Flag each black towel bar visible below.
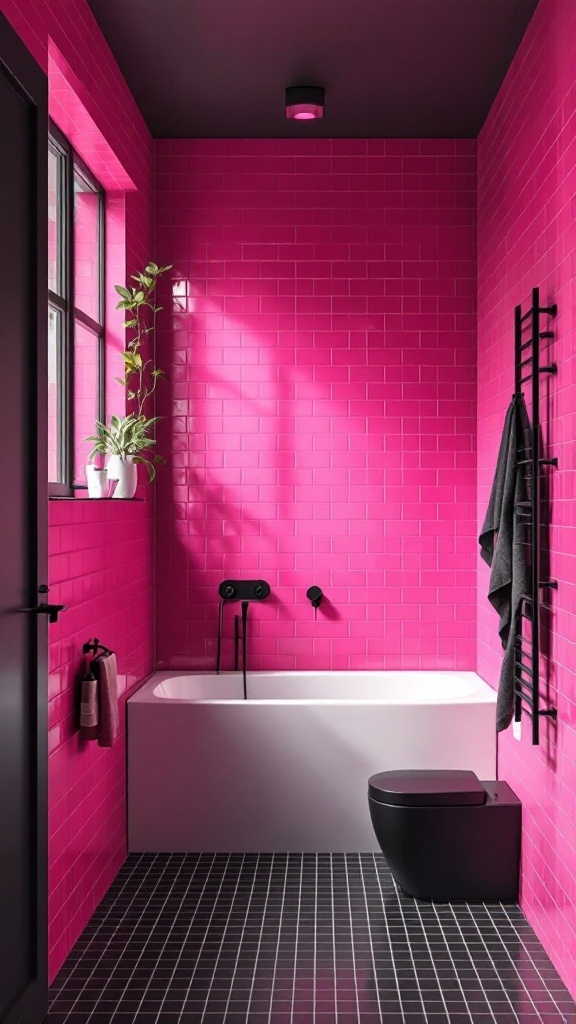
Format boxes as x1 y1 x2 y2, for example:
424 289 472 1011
512 287 558 744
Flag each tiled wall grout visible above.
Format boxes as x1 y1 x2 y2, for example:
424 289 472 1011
0 0 155 981
4 0 576 1003
154 138 478 673
477 0 576 997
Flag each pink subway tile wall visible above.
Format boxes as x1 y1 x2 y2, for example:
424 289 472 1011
47 497 153 976
154 139 477 672
477 0 576 996
0 0 155 981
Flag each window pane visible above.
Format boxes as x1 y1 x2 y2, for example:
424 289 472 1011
48 307 61 482
74 169 101 323
48 146 62 296
74 319 101 485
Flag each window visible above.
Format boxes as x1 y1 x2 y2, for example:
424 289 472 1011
48 125 105 494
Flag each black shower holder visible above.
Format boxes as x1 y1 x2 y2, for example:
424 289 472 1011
216 580 271 696
512 286 558 745
218 579 270 601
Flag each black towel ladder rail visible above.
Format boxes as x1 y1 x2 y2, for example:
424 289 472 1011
512 286 558 744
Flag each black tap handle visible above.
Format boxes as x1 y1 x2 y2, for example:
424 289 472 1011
306 586 323 609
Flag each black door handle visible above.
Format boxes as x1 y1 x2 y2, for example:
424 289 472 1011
22 602 67 624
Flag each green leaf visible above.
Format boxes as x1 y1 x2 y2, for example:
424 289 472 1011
114 285 132 300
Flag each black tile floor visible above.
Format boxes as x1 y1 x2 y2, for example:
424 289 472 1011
47 853 576 1024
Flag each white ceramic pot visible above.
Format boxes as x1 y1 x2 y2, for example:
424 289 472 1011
85 464 108 498
106 454 138 498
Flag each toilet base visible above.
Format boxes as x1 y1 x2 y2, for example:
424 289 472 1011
369 781 521 902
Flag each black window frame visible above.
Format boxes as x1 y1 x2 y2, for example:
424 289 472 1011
48 122 105 496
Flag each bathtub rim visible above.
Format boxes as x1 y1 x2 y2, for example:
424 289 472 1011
129 670 497 707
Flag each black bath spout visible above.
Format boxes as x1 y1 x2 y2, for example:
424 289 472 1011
306 586 323 609
241 601 248 699
216 580 270 686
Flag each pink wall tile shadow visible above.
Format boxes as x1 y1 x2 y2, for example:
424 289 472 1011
0 0 154 982
478 0 576 997
154 139 478 673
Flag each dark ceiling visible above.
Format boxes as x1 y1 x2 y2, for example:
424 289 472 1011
87 0 539 138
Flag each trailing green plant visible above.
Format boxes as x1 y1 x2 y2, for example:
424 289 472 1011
85 261 172 484
86 414 163 482
114 261 172 417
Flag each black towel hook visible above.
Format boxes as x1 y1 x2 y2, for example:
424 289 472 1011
83 637 112 657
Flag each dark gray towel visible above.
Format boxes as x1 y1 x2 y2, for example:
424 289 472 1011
79 670 99 740
94 651 119 748
479 394 532 731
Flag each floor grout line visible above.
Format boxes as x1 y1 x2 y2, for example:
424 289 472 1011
47 852 576 1024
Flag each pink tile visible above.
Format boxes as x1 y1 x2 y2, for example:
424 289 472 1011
478 0 576 998
154 138 477 680
1 0 155 982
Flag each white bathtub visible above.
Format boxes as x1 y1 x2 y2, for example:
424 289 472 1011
128 671 496 853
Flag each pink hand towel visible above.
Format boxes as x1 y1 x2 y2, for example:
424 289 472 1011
94 651 119 748
79 670 99 740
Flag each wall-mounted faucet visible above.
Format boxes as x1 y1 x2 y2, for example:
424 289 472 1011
306 586 324 609
216 580 271 697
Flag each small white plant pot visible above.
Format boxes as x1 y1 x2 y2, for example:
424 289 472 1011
106 454 138 498
85 464 108 498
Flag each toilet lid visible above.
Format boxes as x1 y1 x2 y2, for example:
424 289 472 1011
368 769 487 807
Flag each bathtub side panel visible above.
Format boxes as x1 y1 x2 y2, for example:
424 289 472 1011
128 701 496 852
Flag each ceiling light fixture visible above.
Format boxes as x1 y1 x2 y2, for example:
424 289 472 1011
285 86 324 120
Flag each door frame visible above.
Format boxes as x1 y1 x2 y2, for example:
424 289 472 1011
0 13 48 1023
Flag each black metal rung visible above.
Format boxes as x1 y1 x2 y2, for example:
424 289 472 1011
539 707 558 718
540 364 557 373
514 685 534 702
520 373 533 385
514 690 535 708
514 666 534 685
539 580 558 589
541 303 557 317
539 331 554 339
514 660 533 677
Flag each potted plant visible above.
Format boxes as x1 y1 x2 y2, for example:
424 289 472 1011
86 261 172 497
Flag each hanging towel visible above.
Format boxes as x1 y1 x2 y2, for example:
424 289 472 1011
79 670 99 740
93 651 120 748
479 394 532 732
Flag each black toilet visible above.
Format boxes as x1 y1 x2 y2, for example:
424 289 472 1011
368 769 521 901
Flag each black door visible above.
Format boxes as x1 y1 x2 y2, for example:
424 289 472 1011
0 14 48 1024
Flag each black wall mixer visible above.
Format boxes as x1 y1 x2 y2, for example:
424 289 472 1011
216 580 271 697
